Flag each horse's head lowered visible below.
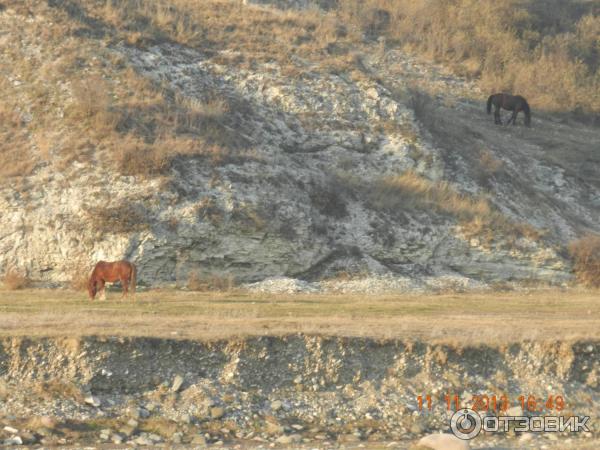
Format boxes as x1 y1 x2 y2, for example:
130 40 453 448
87 278 97 299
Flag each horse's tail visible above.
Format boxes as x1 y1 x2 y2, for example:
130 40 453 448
486 95 494 114
130 263 137 296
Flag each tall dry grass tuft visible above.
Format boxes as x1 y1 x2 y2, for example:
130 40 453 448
370 171 492 220
67 75 118 133
569 234 600 287
2 268 30 290
70 272 90 292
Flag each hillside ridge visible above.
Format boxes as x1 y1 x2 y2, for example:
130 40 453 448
1 1 599 290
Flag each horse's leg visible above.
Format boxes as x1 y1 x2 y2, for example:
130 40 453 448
494 106 502 125
121 277 129 298
505 109 515 125
98 280 106 300
510 110 518 125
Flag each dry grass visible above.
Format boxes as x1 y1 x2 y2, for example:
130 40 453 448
343 169 541 246
70 272 90 292
1 269 31 290
337 0 600 114
569 234 600 287
32 380 85 403
370 170 492 220
0 288 598 343
85 201 151 235
478 149 504 177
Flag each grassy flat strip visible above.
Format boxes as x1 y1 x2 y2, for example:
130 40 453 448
1 289 598 343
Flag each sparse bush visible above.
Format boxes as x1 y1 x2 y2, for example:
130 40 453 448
370 171 491 219
87 202 151 235
232 205 267 232
569 235 600 287
478 149 503 176
196 197 224 226
114 136 183 177
67 75 118 132
2 268 30 290
70 272 90 291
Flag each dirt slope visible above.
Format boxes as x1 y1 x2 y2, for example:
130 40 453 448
1 1 599 289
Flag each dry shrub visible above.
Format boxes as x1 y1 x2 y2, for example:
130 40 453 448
362 170 540 246
70 272 90 291
67 75 118 131
370 170 491 220
2 268 30 290
139 417 179 438
232 205 267 232
87 202 151 235
478 149 503 176
187 271 236 292
177 96 229 123
0 103 22 128
569 235 600 287
196 196 224 226
114 136 179 176
33 380 84 403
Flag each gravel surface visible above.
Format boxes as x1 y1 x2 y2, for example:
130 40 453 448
1 336 598 448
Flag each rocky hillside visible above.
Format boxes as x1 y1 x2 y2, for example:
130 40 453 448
0 336 598 447
1 0 599 289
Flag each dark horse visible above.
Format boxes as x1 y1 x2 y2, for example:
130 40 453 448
88 260 136 300
487 93 531 126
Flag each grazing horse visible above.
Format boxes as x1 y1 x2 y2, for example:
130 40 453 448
88 260 136 300
487 93 531 127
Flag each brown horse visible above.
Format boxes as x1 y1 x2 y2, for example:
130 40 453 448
487 93 531 127
88 260 136 300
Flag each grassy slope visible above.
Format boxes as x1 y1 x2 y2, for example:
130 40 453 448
1 288 599 342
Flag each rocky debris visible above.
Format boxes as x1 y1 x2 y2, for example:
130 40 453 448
99 429 111 441
3 436 23 446
191 435 207 445
0 336 598 447
270 400 283 412
171 375 184 392
83 394 101 407
3 426 18 434
417 433 470 450
210 407 226 420
244 277 319 294
275 433 302 444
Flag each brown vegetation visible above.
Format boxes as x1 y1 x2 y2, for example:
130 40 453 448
1 288 599 342
339 168 541 246
70 272 90 292
86 202 151 235
1 268 31 290
338 0 600 114
569 234 600 287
